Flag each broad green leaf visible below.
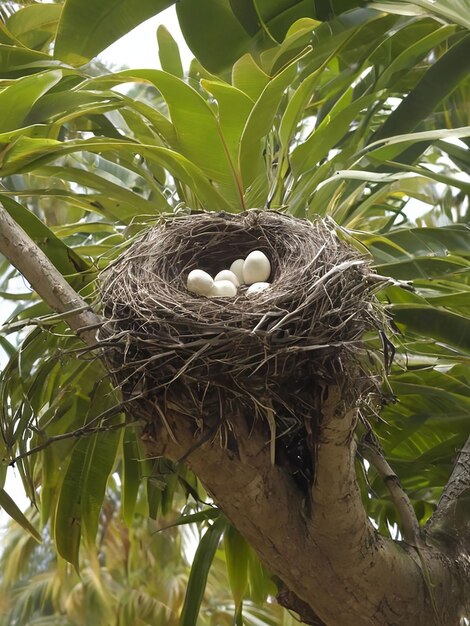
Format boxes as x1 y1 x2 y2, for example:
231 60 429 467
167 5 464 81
239 47 311 196
375 24 457 91
363 126 470 161
54 0 174 66
81 426 122 547
279 69 320 150
0 70 61 133
177 0 256 73
232 54 270 101
157 25 184 78
362 226 470 263
247 549 275 603
0 137 232 211
201 79 254 176
179 515 227 626
112 69 242 204
377 256 470 280
6 4 62 50
35 165 163 218
157 507 220 532
27 90 123 125
391 305 470 355
0 488 41 543
54 424 121 567
0 44 59 76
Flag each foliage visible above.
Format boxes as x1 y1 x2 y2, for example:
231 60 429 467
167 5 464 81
0 489 282 626
0 0 469 624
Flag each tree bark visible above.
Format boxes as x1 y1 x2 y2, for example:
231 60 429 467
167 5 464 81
1 205 468 625
142 397 469 626
0 202 102 345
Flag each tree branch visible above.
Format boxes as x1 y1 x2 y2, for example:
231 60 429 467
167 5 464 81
426 435 470 553
142 393 460 625
358 435 422 546
0 202 102 346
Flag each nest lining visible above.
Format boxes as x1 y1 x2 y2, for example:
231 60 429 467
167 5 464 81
99 210 388 483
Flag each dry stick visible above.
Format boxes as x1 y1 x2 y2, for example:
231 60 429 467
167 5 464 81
359 439 422 546
0 202 102 347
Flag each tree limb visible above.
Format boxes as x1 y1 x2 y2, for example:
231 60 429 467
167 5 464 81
0 202 102 346
426 435 470 553
142 394 460 625
358 435 422 546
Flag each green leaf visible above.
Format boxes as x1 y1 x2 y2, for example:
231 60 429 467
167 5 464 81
54 0 175 66
225 524 249 612
81 427 122 547
121 428 141 526
156 507 221 532
0 70 61 133
290 92 383 177
373 33 470 144
369 0 470 31
6 4 62 50
392 305 470 355
375 24 457 91
232 54 270 101
177 0 255 73
179 515 227 626
54 437 88 568
0 44 59 76
112 69 242 204
0 137 232 211
0 488 41 543
247 549 275 603
157 25 184 78
239 47 311 198
54 424 122 567
201 79 254 174
363 226 470 263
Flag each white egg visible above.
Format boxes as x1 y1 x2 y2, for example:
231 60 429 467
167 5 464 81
209 280 237 298
186 269 214 296
214 269 240 287
242 250 271 285
246 282 270 295
229 259 245 285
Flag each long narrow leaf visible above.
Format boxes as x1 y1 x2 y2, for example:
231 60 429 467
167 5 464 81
179 515 227 626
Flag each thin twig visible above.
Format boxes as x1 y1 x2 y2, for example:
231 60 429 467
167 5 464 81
8 418 131 466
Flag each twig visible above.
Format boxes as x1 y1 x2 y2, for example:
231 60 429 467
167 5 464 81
8 417 130 466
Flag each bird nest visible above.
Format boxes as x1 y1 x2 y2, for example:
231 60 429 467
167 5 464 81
99 210 389 485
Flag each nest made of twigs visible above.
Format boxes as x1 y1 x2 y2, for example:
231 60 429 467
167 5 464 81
99 210 389 484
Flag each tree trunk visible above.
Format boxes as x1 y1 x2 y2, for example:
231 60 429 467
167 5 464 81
141 395 470 626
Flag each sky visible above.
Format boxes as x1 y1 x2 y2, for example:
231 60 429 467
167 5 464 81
98 5 193 70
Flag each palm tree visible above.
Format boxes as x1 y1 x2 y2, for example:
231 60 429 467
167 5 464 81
0 1 469 624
